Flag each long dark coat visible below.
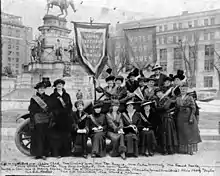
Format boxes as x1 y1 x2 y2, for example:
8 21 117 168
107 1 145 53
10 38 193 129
121 111 140 157
28 92 50 157
48 88 73 156
72 110 89 155
106 112 126 156
89 113 107 157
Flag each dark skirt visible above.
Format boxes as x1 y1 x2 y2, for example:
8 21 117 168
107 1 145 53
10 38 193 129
90 132 106 157
73 132 88 155
30 123 49 157
124 133 139 157
107 132 126 156
139 130 157 154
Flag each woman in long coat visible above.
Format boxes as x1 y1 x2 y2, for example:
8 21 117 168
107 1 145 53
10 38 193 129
138 101 157 156
155 88 178 155
175 83 202 155
89 102 107 158
121 100 140 157
106 100 126 160
29 82 50 159
49 79 73 157
72 100 89 158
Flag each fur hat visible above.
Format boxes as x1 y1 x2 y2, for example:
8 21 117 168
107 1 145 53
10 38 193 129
53 79 65 87
34 82 46 89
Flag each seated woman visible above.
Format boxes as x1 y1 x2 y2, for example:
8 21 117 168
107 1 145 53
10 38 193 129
106 100 126 160
121 100 140 157
72 100 89 159
138 101 157 157
89 102 107 158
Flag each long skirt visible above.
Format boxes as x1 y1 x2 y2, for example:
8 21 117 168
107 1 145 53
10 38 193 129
124 133 138 157
107 132 126 156
48 129 71 157
139 130 157 154
73 133 88 155
90 132 106 157
158 116 178 150
30 123 49 157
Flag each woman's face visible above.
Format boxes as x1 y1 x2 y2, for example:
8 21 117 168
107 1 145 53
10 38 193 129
129 76 135 81
127 104 134 112
164 80 171 87
115 80 122 87
94 108 101 113
144 105 151 112
77 104 84 111
156 91 163 98
56 83 64 90
37 87 45 94
174 78 181 86
148 80 155 87
139 81 145 87
107 80 114 87
180 86 188 95
112 105 119 112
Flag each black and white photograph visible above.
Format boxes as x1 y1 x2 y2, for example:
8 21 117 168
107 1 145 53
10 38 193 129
1 0 220 175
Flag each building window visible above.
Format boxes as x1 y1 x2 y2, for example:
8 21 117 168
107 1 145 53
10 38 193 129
194 20 198 27
163 36 167 44
174 48 183 71
158 37 162 44
188 21 192 28
204 32 208 40
210 32 215 40
211 17 215 25
178 23 182 29
16 58 19 62
16 52 19 56
159 26 162 32
164 25 168 31
16 70 19 74
8 44 11 49
16 40 20 45
173 23 177 30
16 64 19 68
204 76 213 87
204 19 209 26
204 45 214 71
8 51 12 55
8 57 11 62
16 45 19 50
160 49 167 72
173 36 177 43
205 44 214 56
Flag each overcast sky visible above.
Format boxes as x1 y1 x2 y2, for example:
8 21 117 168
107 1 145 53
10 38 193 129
2 0 220 36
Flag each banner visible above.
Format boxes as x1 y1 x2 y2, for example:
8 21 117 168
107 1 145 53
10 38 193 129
124 26 157 70
73 22 109 78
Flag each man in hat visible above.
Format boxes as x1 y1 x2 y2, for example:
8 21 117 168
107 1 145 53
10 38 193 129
28 82 51 160
150 64 167 88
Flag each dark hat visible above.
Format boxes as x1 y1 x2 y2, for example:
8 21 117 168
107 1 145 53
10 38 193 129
53 79 65 87
152 64 162 71
105 75 115 82
127 72 136 79
173 70 185 81
164 74 174 82
111 100 120 107
42 77 51 88
146 77 156 82
93 101 104 109
34 82 46 89
141 100 154 107
126 100 135 106
115 75 124 82
138 77 145 82
74 100 84 108
154 87 163 95
106 68 112 75
133 68 140 77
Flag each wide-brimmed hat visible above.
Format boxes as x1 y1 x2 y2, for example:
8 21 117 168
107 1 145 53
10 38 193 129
141 100 154 107
152 64 162 71
127 68 139 78
74 100 84 108
53 79 65 87
34 82 46 89
115 75 124 82
173 70 185 81
93 101 104 109
111 100 120 107
126 100 135 106
105 75 115 82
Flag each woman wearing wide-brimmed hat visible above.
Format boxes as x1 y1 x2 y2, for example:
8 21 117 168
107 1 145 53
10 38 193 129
28 82 50 160
175 82 201 155
138 101 157 157
48 79 73 157
172 70 186 97
121 100 141 157
106 100 126 160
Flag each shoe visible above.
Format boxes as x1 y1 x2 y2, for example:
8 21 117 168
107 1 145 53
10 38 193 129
149 152 154 157
83 154 88 159
120 153 126 160
91 154 96 158
144 153 149 157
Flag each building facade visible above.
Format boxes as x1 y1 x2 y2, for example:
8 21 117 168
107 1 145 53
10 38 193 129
1 12 33 75
115 9 220 89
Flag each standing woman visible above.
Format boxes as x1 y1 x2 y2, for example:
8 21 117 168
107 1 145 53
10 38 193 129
138 101 157 156
121 101 140 157
29 82 50 160
89 102 107 158
144 77 157 101
175 83 202 155
106 100 126 160
49 79 73 157
72 100 89 158
154 88 178 155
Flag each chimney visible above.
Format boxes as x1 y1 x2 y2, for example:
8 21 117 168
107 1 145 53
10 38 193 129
182 11 188 15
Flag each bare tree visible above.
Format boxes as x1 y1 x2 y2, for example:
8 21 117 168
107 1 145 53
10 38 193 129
213 49 220 98
178 32 199 88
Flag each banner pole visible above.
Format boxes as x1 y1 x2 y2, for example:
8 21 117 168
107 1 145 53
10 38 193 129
93 76 97 102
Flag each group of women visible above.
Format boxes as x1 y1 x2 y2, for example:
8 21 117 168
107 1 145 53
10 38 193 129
29 65 201 160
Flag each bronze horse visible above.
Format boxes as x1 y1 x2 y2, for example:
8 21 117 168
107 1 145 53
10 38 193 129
47 0 76 18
